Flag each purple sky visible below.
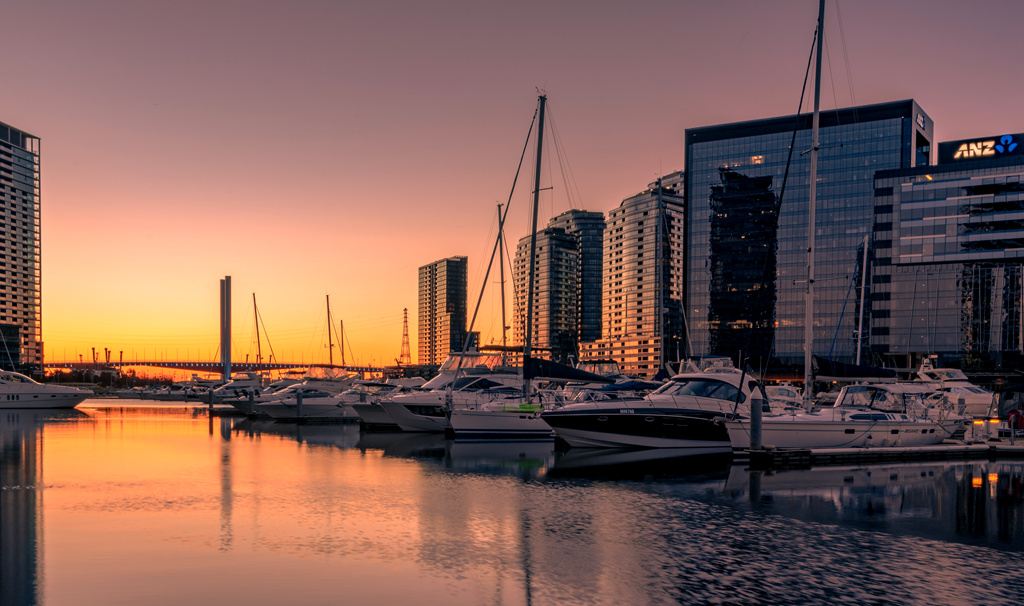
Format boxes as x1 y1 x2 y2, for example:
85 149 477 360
4 0 1023 369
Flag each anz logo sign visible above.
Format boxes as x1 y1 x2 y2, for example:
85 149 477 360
952 135 1019 160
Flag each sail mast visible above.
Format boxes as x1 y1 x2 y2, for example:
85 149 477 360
803 0 825 409
326 294 333 367
523 93 547 389
253 293 262 365
498 203 508 365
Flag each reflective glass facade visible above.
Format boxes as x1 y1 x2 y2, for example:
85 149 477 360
581 172 686 378
0 121 41 372
417 256 468 365
684 101 932 370
872 155 1024 369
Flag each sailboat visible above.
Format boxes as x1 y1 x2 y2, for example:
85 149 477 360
723 0 960 450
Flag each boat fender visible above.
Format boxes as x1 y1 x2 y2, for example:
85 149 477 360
1009 409 1024 430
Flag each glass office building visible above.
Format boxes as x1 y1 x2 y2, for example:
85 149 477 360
871 135 1024 370
417 256 468 365
684 100 933 371
0 121 42 373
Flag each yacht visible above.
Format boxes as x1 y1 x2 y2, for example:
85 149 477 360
259 381 409 422
377 351 522 432
540 358 767 450
0 371 93 409
725 382 968 449
210 372 264 402
912 358 997 419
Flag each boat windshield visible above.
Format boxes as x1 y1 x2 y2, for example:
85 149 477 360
438 352 505 373
0 372 40 385
836 386 929 412
650 378 742 401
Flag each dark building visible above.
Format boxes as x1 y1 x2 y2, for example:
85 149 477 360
871 133 1024 370
684 100 933 371
417 256 468 365
546 210 606 346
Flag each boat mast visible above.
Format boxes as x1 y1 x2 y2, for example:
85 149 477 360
253 293 262 365
326 294 334 366
498 203 508 365
856 234 868 366
803 0 825 410
523 93 547 392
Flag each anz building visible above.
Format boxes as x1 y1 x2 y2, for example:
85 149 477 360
684 100 933 373
871 132 1024 370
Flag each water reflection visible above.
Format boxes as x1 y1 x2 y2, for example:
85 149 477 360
0 410 87 606
1 405 1022 605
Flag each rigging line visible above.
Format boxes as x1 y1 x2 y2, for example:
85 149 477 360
737 26 818 374
458 102 538 358
823 35 841 125
255 304 278 363
548 107 572 211
834 0 858 112
546 104 585 211
828 260 859 359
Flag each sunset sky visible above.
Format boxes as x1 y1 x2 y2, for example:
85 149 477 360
5 0 1024 372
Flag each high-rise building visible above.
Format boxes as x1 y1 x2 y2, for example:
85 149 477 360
513 227 578 363
869 132 1024 370
513 210 605 363
580 172 686 378
547 210 606 345
684 100 933 370
0 122 42 373
417 256 468 365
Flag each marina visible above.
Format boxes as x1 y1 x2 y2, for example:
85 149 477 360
2 399 1023 605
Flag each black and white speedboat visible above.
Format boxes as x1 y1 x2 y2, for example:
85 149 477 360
540 358 769 449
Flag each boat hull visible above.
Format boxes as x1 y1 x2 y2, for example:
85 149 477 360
258 400 357 421
540 408 732 450
725 417 951 449
0 390 92 409
379 400 450 432
448 409 554 440
352 403 400 429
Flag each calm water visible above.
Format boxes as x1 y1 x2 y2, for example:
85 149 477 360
2 400 1023 606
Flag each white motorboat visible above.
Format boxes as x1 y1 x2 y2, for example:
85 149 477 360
540 358 768 449
913 358 997 419
210 372 264 402
259 381 407 422
725 382 968 449
0 371 93 409
376 350 523 432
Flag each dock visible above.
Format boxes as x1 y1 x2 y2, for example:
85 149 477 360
736 440 1024 470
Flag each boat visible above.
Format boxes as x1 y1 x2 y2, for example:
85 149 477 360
259 381 411 422
0 370 93 409
725 382 967 449
540 358 766 449
912 358 997 419
380 370 524 432
209 371 263 402
444 94 612 440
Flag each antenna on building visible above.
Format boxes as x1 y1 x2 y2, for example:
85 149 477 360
398 308 412 366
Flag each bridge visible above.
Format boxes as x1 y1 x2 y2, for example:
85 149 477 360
43 361 394 374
